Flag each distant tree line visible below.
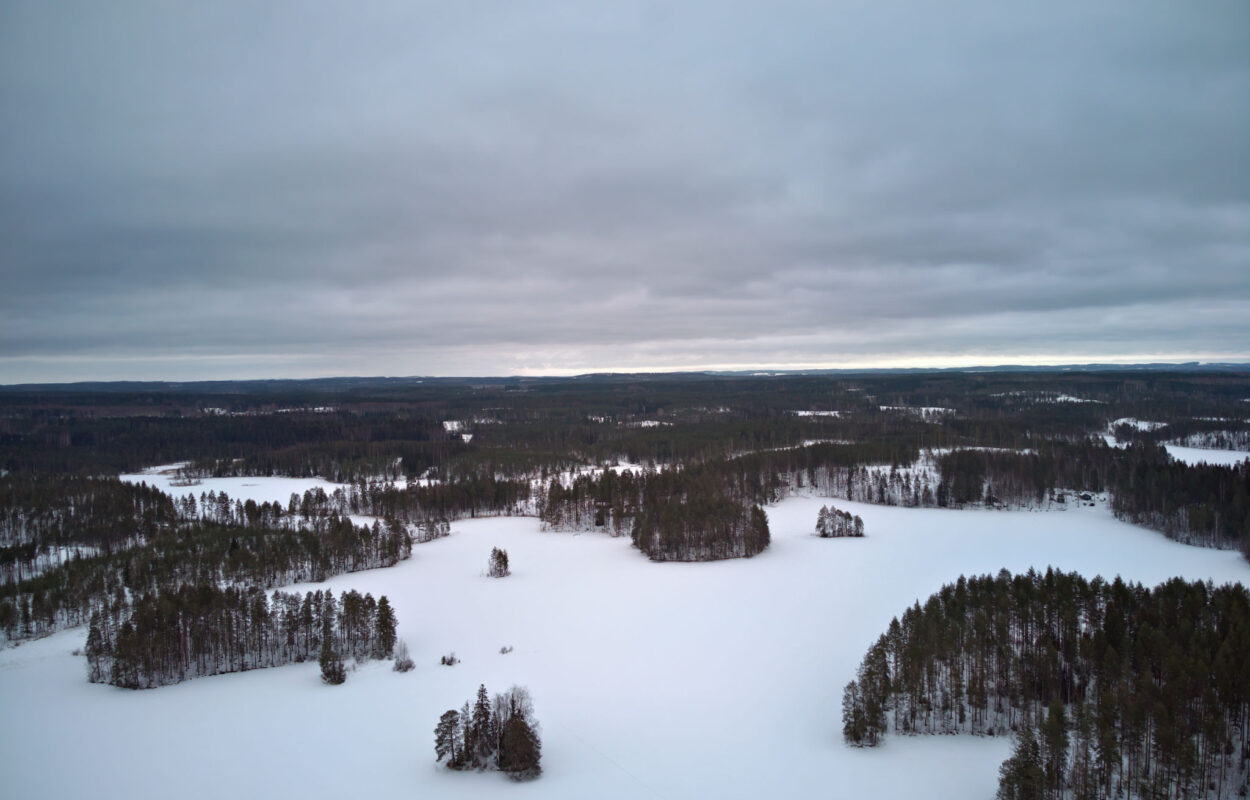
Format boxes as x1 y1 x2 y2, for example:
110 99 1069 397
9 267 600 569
87 585 397 689
843 570 1250 799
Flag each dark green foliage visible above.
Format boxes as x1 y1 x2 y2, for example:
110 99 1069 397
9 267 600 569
817 504 863 537
488 547 510 577
845 570 1250 800
498 714 542 780
542 463 771 561
435 710 461 764
999 726 1046 800
436 684 540 777
85 585 397 688
373 595 397 658
319 637 345 685
1 475 412 644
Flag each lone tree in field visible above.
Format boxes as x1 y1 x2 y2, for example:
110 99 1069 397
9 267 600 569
488 547 510 577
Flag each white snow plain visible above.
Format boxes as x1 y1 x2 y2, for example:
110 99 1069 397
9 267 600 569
1163 445 1250 467
2 494 1248 800
121 463 349 506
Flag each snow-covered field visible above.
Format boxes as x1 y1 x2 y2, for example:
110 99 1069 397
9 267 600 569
1100 435 1250 467
121 463 349 505
1163 444 1250 467
2 492 1247 800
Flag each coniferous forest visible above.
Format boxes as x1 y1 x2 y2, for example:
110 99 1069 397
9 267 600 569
87 586 398 689
842 570 1250 799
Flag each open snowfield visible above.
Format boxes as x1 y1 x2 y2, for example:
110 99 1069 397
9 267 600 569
1163 444 1250 467
120 463 349 505
2 493 1247 800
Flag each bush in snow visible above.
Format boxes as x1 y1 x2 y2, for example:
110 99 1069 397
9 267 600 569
393 639 415 673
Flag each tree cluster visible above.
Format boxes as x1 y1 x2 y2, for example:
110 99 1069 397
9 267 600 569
815 505 864 537
488 547 510 577
843 570 1250 799
540 464 771 561
435 684 541 780
0 477 412 645
86 585 398 689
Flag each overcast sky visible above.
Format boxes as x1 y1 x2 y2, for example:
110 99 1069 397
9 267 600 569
2 1 1248 382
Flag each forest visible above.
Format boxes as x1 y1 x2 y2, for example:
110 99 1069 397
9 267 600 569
4 370 1250 648
0 475 411 644
87 585 397 689
842 570 1250 799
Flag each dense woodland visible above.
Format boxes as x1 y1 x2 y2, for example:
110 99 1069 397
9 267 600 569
86 585 396 688
0 475 411 644
843 571 1250 800
3 371 1250 645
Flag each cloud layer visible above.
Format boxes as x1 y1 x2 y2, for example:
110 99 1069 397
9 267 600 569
3 1 1248 381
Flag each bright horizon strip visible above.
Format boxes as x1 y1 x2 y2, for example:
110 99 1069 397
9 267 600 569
3 351 1250 385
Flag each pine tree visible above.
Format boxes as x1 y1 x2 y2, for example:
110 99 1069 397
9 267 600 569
472 684 494 766
842 680 868 745
373 596 396 659
998 726 1044 800
85 611 109 683
319 632 346 685
1040 699 1068 797
488 547 510 577
435 710 460 764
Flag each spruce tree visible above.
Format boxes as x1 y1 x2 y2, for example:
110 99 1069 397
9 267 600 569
319 632 346 685
472 684 494 766
997 726 1044 800
373 596 396 659
498 714 542 780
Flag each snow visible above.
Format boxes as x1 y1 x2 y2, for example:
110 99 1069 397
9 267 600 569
2 493 1247 800
1163 444 1250 467
1111 417 1167 431
120 464 348 506
790 410 842 417
879 405 953 415
443 420 464 432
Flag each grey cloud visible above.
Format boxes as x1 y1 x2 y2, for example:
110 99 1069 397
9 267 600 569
1 0 1248 381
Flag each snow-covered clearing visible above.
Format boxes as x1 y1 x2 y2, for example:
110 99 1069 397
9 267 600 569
1111 417 1167 431
880 405 953 415
121 464 348 505
1163 445 1250 467
2 492 1247 800
790 409 842 417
